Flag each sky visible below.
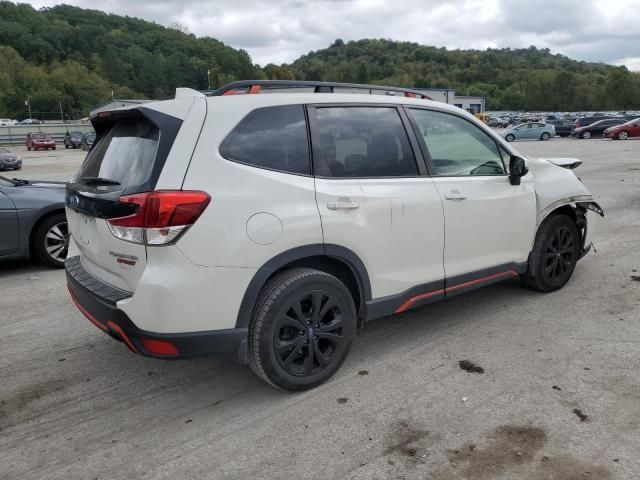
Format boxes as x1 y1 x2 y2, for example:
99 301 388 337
25 0 640 70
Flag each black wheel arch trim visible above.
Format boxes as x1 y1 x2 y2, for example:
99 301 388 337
234 244 372 329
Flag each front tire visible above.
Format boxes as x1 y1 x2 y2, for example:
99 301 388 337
32 213 69 268
522 214 580 292
581 131 591 139
618 130 629 140
248 268 357 391
505 134 515 142
541 132 550 141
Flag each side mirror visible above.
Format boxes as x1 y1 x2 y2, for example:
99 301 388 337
509 156 528 185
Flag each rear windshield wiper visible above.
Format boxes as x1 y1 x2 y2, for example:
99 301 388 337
81 177 121 186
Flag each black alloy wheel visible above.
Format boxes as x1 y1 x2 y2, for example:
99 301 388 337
274 290 345 377
542 225 576 284
521 214 580 292
248 268 357 391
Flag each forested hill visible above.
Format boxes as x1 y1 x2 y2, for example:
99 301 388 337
0 2 261 118
0 2 639 119
286 39 640 111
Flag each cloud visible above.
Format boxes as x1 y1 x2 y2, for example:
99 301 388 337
25 0 640 70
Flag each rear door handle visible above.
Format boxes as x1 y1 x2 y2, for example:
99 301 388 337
327 200 360 210
444 193 467 201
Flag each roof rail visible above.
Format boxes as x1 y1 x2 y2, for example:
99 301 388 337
209 80 433 100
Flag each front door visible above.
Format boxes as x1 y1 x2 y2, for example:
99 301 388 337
406 107 536 285
0 189 19 255
310 105 445 301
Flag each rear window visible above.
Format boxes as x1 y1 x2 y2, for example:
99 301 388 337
220 105 310 175
78 118 159 186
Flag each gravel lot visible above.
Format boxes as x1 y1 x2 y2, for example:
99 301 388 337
1 137 639 480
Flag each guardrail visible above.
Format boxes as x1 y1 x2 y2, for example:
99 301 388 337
0 124 95 146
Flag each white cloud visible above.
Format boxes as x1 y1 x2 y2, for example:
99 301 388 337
24 0 640 70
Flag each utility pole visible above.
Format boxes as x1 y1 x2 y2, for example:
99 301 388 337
59 101 64 123
25 97 32 119
207 69 211 90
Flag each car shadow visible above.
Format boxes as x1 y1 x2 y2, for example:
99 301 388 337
0 257 60 276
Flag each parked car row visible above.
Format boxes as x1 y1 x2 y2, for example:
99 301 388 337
0 118 43 126
64 131 95 150
486 113 640 142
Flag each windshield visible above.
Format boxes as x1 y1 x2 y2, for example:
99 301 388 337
33 134 47 139
624 117 640 125
70 131 83 136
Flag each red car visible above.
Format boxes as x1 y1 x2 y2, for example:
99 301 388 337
26 133 56 151
604 118 640 140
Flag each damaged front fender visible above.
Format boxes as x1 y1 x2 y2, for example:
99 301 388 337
578 200 604 217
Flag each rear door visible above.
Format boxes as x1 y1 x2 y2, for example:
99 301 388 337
310 105 445 300
66 104 193 292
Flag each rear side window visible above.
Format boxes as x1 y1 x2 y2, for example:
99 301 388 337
220 105 310 175
78 117 159 186
313 107 418 178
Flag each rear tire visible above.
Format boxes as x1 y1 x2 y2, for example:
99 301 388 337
32 213 69 268
541 132 550 141
505 134 515 142
248 268 357 391
521 214 580 292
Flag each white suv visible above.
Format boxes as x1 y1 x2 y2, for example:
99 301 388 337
65 81 603 390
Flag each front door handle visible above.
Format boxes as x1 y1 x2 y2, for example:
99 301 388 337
327 200 360 210
444 193 467 201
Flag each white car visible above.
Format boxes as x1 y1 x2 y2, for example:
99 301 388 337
0 118 17 126
65 81 603 390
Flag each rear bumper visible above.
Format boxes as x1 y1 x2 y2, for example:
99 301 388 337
65 256 248 363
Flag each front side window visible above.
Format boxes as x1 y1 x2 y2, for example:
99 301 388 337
313 107 418 178
220 105 310 175
409 109 506 176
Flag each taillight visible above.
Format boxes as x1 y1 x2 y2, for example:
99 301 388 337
107 191 210 245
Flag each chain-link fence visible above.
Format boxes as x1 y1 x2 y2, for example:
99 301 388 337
0 122 94 146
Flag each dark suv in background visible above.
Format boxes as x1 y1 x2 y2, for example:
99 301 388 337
64 131 85 149
550 119 574 137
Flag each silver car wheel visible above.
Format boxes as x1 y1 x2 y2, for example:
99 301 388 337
618 131 628 140
45 221 69 262
582 131 591 139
